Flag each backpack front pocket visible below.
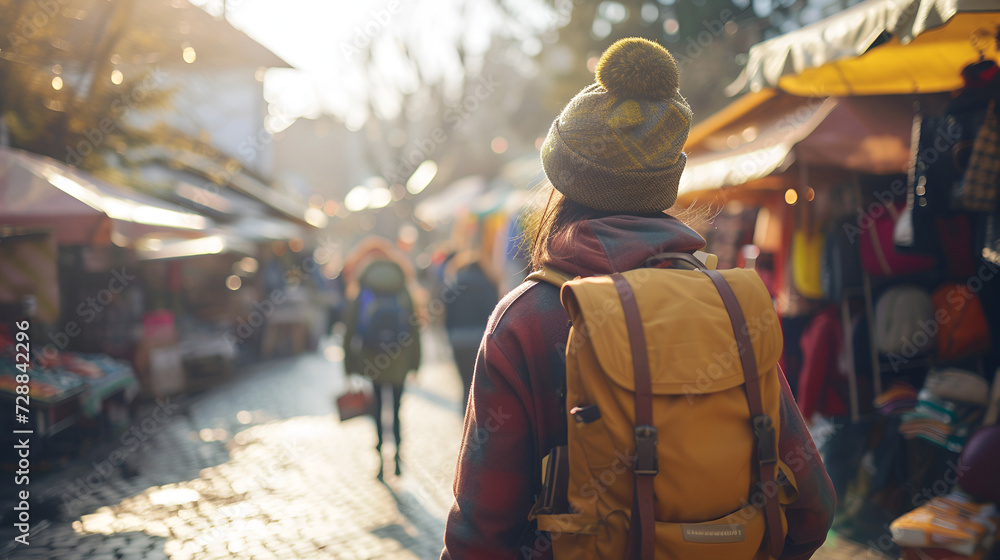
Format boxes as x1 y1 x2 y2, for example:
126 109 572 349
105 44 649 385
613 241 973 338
650 503 768 560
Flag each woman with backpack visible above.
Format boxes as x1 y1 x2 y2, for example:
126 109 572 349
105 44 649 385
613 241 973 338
342 239 422 480
441 38 836 559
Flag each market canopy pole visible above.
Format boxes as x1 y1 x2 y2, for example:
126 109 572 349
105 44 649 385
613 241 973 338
726 0 1000 97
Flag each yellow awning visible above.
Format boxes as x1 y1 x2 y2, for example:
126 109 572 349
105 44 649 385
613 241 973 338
727 0 1000 97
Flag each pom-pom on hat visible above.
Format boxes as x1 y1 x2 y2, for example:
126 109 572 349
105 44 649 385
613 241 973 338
541 37 692 213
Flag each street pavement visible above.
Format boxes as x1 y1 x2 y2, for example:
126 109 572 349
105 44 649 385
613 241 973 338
2 331 886 559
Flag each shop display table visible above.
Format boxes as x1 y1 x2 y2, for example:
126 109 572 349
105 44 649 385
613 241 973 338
0 365 87 440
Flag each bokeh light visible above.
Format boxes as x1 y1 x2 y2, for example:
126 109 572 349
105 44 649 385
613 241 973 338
344 186 370 212
406 160 438 194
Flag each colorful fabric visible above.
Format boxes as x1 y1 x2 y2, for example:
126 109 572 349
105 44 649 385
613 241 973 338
898 390 983 453
0 361 85 402
956 99 1000 212
875 380 919 416
441 214 836 560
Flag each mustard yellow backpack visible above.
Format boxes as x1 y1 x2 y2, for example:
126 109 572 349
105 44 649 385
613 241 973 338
527 252 799 560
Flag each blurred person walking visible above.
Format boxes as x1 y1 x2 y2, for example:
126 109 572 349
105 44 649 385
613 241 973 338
342 238 422 480
443 250 499 410
441 38 835 559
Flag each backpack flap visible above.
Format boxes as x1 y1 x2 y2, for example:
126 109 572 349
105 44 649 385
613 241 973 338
560 268 783 396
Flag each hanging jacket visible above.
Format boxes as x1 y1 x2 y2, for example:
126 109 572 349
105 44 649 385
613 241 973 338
797 305 850 420
441 214 836 560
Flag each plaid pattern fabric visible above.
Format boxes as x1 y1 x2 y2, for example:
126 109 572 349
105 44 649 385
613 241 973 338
957 100 1000 212
441 214 837 560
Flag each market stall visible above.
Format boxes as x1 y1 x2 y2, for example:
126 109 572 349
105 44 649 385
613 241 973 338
0 310 138 456
682 2 1000 555
0 147 211 451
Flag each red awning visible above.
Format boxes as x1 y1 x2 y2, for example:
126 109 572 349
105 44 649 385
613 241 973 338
0 148 211 245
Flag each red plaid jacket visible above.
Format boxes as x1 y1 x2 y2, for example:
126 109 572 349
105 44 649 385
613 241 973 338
442 214 836 559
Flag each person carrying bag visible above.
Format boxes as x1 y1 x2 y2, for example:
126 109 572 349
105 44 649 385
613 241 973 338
441 38 836 560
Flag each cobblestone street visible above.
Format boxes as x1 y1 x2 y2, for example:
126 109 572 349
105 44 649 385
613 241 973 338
3 333 885 559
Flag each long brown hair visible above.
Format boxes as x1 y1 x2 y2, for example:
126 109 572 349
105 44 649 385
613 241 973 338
520 180 714 271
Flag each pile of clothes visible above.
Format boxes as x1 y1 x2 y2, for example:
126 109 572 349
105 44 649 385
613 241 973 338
898 369 989 453
891 425 1000 559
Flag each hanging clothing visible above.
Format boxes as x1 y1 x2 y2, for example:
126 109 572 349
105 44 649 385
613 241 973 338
797 305 850 420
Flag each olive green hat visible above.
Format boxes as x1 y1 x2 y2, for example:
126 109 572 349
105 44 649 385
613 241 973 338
540 37 693 213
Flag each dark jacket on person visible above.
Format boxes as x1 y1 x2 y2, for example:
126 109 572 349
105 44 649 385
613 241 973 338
445 262 499 348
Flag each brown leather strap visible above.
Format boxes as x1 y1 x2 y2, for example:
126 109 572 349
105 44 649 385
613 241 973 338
525 266 574 288
702 269 785 559
641 251 704 270
611 273 656 560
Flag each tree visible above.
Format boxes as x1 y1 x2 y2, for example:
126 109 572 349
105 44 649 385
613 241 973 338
0 0 171 176
345 0 820 201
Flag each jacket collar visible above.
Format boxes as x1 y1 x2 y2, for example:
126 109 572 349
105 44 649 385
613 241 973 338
545 214 706 278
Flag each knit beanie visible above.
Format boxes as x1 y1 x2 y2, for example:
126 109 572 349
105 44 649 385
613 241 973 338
540 37 693 213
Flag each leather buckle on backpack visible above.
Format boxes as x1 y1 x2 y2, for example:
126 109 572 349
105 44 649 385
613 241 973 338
633 425 659 475
753 415 778 466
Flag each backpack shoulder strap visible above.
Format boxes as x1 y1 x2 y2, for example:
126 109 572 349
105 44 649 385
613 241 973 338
702 269 785 560
610 273 656 560
525 266 574 288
